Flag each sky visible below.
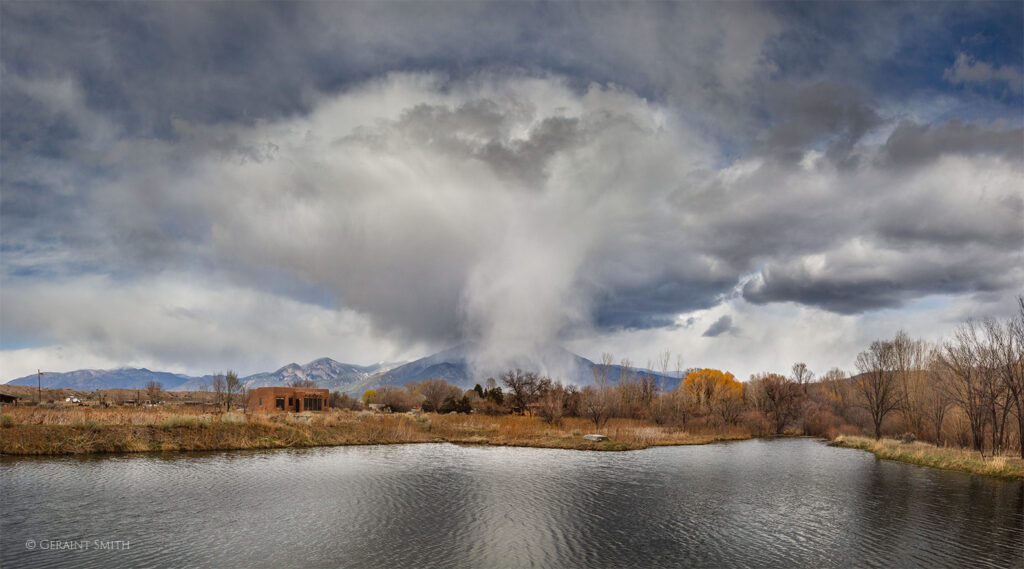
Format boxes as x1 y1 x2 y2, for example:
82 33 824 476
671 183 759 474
1 1 1022 382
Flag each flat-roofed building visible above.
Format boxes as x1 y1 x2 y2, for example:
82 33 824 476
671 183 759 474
248 387 329 412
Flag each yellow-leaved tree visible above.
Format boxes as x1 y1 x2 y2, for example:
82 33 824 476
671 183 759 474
683 369 744 424
361 389 378 406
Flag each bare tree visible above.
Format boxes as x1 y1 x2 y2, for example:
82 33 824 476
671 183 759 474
855 338 902 440
981 319 1013 454
211 374 226 410
146 381 163 404
224 370 242 411
501 369 542 415
676 355 692 425
329 391 361 410
112 389 129 406
581 354 615 428
940 321 990 454
615 358 641 418
536 382 566 424
791 362 814 390
649 350 676 425
923 346 952 445
410 378 460 412
581 385 611 429
819 368 849 415
593 353 614 387
713 386 745 425
376 385 417 412
991 297 1024 458
892 330 928 438
749 372 805 435
658 350 672 392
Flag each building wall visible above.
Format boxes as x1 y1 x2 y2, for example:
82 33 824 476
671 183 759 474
248 387 330 412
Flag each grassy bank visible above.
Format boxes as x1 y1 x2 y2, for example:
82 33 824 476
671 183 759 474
0 407 751 455
831 435 1024 480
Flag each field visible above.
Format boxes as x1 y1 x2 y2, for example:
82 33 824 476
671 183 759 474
0 406 751 455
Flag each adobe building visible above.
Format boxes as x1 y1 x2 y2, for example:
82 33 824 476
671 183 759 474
248 387 329 412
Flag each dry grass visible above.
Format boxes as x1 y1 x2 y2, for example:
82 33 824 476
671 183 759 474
831 435 1024 480
0 406 750 455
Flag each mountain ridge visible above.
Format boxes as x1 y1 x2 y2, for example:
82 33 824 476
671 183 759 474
5 347 683 395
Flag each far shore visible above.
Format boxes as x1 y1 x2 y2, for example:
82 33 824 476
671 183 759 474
0 406 752 456
2 406 1022 480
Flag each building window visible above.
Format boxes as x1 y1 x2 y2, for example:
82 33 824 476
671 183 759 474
275 397 285 410
302 397 322 411
259 397 263 406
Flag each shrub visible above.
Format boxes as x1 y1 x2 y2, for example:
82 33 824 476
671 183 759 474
740 410 771 437
475 399 507 416
803 404 844 438
72 419 104 432
160 415 202 428
377 386 418 413
827 423 862 439
220 413 246 424
329 392 362 411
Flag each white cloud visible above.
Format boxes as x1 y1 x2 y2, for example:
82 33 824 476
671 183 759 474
0 274 422 378
566 292 1011 382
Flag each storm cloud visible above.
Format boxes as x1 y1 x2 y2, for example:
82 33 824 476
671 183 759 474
1 2 1022 379
703 316 735 338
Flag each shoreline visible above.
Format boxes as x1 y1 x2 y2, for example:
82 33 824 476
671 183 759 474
3 409 1022 480
830 435 1024 480
0 409 752 457
0 425 752 457
0 431 753 459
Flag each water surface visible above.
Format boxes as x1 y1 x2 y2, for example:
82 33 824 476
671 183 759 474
2 438 1022 568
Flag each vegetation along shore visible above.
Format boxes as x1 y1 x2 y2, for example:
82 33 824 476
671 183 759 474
1 406 1020 479
0 406 751 455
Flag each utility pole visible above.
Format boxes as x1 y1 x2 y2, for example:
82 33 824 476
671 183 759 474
37 369 44 405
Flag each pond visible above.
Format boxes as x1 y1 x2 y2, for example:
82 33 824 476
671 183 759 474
2 438 1021 568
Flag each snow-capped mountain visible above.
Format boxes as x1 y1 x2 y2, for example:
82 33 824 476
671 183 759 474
3 347 681 394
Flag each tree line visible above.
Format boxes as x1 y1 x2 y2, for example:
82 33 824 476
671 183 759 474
354 298 1023 459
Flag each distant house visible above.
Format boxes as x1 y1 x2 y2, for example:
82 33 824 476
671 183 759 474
248 387 329 412
0 393 17 406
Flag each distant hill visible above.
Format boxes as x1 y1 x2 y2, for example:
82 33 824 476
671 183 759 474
3 347 682 394
3 359 399 393
376 343 683 392
235 358 399 393
5 368 196 391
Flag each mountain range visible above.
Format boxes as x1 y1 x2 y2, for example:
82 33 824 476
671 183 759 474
4 345 683 395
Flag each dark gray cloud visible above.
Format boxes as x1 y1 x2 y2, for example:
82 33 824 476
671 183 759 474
880 119 1024 167
944 52 1024 94
763 82 882 166
702 315 734 337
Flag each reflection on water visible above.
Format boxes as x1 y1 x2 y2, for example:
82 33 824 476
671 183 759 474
2 439 1022 568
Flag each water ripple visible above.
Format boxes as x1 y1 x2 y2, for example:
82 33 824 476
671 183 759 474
2 439 1022 568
